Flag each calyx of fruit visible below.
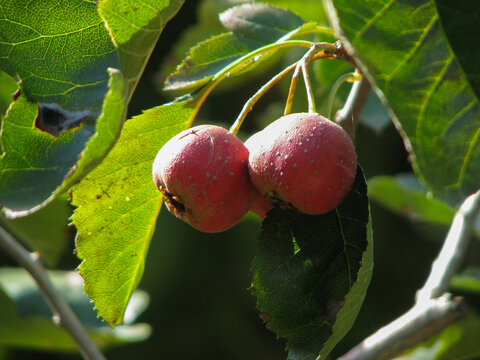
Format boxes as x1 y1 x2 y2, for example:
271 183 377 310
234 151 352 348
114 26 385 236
152 125 256 233
246 112 357 215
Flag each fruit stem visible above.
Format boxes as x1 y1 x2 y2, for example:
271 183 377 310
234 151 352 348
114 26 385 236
230 62 298 135
326 70 362 121
228 42 357 134
285 43 343 115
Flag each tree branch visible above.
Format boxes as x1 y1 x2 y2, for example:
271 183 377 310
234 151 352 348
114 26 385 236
339 190 480 360
0 226 106 360
335 78 371 140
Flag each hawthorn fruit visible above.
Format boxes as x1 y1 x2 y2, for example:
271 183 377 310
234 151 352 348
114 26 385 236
152 125 256 233
246 112 357 214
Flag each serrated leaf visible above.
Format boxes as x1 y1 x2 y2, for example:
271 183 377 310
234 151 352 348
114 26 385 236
71 97 199 326
0 69 126 216
165 3 317 91
219 3 304 43
251 167 372 360
98 0 185 99
327 0 480 206
0 0 119 108
0 195 72 267
0 268 150 351
0 0 183 214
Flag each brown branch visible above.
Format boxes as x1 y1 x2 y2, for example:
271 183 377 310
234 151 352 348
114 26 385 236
339 190 480 360
335 78 371 140
0 226 106 360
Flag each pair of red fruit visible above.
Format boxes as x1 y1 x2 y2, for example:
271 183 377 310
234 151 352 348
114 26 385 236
152 112 357 233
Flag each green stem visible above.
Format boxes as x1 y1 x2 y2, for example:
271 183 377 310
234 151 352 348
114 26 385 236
230 62 298 135
284 65 302 116
326 72 360 120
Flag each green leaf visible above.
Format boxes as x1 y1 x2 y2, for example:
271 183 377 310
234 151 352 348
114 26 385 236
98 0 185 99
0 0 184 214
397 312 480 360
0 195 72 267
327 0 480 206
251 167 372 360
0 71 17 116
165 3 316 91
435 0 480 99
0 0 119 108
450 267 480 294
71 97 199 326
219 3 304 43
368 174 455 226
0 69 127 216
0 267 150 351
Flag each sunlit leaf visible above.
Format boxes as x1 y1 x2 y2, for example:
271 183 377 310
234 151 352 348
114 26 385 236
0 0 183 214
165 3 316 91
71 97 199 326
327 0 480 206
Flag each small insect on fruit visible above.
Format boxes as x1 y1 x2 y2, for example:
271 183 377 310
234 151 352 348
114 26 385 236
152 125 256 233
246 112 357 215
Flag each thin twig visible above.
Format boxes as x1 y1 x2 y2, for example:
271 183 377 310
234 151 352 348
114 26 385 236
339 190 480 360
334 77 370 140
0 226 106 360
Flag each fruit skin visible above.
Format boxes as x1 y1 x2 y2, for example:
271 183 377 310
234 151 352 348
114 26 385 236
245 112 357 215
152 125 256 233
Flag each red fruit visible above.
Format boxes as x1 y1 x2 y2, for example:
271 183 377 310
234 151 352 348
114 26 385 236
245 113 357 215
152 125 256 233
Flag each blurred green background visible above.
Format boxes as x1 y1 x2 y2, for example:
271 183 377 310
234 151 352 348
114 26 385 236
2 1 476 359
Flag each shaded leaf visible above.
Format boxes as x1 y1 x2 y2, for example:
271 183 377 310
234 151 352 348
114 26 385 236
328 0 480 206
0 0 119 108
0 0 183 215
98 0 185 99
0 69 126 216
359 90 391 134
450 267 480 294
368 174 455 225
0 72 17 116
219 3 304 43
435 0 480 99
0 195 72 267
165 3 316 91
251 167 372 360
71 97 198 326
0 268 150 351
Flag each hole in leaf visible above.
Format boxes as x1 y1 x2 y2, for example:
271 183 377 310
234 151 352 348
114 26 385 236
36 103 90 137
